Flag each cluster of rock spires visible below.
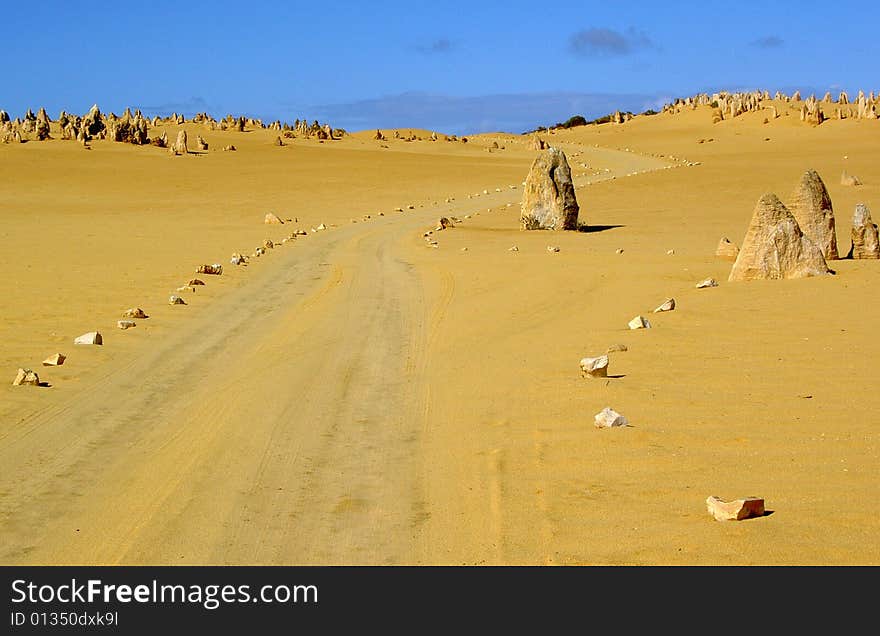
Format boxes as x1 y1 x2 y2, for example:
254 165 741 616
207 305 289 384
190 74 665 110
373 129 459 143
0 104 342 145
728 169 878 281
661 89 879 126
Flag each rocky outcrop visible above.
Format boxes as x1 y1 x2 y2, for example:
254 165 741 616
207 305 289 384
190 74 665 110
715 237 740 261
82 104 105 138
196 135 208 151
787 170 838 260
728 193 832 281
848 204 880 259
105 113 149 144
520 147 580 230
800 97 824 126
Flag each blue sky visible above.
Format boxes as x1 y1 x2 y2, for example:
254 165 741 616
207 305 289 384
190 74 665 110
2 1 877 134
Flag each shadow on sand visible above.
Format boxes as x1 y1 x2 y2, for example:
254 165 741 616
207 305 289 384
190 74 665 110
577 224 625 233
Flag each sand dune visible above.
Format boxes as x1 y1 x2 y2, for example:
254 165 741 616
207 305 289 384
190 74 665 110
2 103 879 564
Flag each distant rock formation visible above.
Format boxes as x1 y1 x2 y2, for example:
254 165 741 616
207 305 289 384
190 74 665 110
196 135 208 151
787 170 838 260
172 130 187 155
729 193 832 281
841 171 862 186
800 96 824 126
848 204 880 259
520 147 580 231
82 104 105 138
105 112 149 144
264 212 284 225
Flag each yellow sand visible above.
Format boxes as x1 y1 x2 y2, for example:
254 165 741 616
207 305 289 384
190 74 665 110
1 103 878 565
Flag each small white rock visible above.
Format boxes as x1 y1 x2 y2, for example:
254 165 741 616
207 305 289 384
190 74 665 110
74 331 103 345
696 277 718 289
42 353 66 366
594 407 629 428
196 264 222 275
169 295 186 305
580 355 609 378
122 308 147 319
654 298 676 313
117 320 136 330
628 315 651 330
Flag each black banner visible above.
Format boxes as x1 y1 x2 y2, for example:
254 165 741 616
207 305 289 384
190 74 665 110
1 566 871 632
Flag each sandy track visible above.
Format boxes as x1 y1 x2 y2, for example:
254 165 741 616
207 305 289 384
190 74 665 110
0 207 443 564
